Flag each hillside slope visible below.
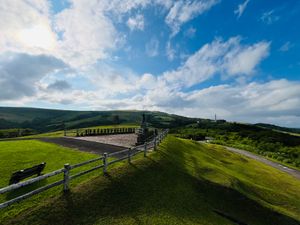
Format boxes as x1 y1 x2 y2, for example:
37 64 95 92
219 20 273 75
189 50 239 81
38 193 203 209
3 136 300 225
0 107 197 132
256 123 300 134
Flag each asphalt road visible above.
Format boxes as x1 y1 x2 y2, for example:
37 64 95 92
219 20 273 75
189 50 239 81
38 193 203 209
219 144 300 180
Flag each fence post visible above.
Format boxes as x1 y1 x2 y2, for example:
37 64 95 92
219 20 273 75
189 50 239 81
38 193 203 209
103 153 107 174
63 164 70 192
144 142 147 157
128 148 131 163
154 137 157 151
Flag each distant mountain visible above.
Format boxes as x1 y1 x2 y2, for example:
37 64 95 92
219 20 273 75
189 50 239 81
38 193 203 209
256 123 300 134
1 106 299 137
0 107 197 132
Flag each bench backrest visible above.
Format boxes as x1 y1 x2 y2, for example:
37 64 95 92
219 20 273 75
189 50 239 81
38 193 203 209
9 162 46 185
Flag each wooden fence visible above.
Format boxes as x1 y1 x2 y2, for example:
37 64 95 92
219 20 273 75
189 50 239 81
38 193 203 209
64 127 137 137
0 129 169 209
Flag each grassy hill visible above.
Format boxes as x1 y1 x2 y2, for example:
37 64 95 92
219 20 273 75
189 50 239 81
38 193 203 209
1 136 300 225
0 107 197 133
256 123 300 135
173 121 300 169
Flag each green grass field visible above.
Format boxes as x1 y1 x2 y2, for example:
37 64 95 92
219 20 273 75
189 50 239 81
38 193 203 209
1 136 300 225
0 140 102 222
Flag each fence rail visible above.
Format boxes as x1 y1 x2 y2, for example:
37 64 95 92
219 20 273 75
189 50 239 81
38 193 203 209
0 129 169 210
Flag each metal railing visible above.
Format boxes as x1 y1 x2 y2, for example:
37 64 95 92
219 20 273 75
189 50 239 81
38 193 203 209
0 129 169 209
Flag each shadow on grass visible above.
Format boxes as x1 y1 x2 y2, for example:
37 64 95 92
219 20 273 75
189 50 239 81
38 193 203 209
6 179 48 200
3 140 300 225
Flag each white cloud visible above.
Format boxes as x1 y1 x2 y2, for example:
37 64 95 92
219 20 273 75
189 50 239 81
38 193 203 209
0 0 218 69
279 42 293 52
106 0 151 14
166 41 176 61
85 64 158 98
141 79 300 127
163 37 270 88
224 41 270 76
260 10 280 25
166 0 220 36
127 14 145 31
0 0 57 55
186 80 300 123
145 37 160 57
0 0 119 68
234 0 250 18
54 0 118 67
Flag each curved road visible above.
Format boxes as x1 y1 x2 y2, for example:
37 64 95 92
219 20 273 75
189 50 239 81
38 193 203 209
220 145 300 180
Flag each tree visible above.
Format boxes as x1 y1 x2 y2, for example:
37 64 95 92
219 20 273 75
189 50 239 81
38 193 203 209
113 115 120 124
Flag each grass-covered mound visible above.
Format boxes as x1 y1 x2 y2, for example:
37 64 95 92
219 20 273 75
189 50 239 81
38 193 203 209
2 136 300 225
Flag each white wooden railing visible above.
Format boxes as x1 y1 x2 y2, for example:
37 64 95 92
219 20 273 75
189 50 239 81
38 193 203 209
0 129 169 209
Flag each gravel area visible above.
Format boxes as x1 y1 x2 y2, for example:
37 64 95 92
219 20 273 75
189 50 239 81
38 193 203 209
74 134 138 148
40 137 126 155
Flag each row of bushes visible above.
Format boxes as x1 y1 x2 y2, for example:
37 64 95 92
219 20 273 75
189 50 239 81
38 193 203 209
212 134 300 168
0 128 36 138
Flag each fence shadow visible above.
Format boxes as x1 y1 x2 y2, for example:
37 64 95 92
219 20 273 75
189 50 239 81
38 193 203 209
5 179 48 201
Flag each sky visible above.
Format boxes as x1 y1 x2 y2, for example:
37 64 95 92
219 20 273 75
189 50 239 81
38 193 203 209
0 0 300 127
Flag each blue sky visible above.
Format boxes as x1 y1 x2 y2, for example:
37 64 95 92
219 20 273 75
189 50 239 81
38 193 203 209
0 0 300 127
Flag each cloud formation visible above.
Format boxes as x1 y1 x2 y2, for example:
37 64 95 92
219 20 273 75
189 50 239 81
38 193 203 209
234 0 250 18
260 10 280 25
169 79 300 127
47 80 72 91
0 0 55 55
279 42 293 52
166 0 220 36
0 53 67 100
54 0 118 67
163 37 270 88
127 14 145 31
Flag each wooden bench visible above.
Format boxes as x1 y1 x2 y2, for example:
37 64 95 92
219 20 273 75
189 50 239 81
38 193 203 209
9 162 46 185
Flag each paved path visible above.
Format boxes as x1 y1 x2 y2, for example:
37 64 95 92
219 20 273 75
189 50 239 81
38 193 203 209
213 144 300 180
40 137 127 155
